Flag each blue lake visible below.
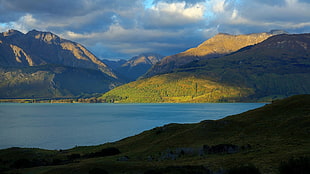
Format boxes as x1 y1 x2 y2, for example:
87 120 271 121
0 103 265 150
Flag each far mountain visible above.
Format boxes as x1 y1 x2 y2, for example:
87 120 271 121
143 30 287 78
101 33 310 103
103 53 164 82
0 29 121 99
101 59 127 70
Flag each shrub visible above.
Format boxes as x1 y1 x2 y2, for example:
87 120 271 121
88 168 109 174
67 153 81 160
10 159 33 169
84 147 121 158
144 165 211 174
226 164 261 174
203 144 239 154
279 157 310 174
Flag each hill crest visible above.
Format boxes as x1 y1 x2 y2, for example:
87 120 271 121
143 31 284 78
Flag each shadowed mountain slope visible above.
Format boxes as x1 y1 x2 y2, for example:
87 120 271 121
0 65 121 99
0 29 121 99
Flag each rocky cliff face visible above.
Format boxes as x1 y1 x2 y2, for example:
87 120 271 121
0 29 115 78
143 31 286 78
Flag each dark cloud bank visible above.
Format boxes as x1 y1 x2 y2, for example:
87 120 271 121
0 0 309 59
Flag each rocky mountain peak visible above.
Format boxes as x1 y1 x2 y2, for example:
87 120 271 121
2 29 23 37
191 32 275 56
26 30 61 44
1 29 24 41
124 53 163 67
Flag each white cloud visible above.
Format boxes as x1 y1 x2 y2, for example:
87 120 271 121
210 0 226 13
143 1 205 28
285 0 298 6
204 0 310 34
60 21 201 58
150 1 205 20
5 13 37 33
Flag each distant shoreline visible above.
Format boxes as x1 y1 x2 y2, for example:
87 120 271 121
0 98 270 104
0 98 103 103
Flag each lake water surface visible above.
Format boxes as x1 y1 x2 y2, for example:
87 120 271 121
0 103 265 150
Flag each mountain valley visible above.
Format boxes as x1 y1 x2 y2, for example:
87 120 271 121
103 53 163 82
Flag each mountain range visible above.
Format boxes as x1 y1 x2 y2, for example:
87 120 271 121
0 29 309 101
0 30 163 99
101 32 310 103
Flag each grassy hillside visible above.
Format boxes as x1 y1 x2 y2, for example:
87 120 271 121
0 95 309 174
101 33 310 103
100 72 254 103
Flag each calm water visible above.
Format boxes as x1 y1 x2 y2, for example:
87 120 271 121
0 103 265 150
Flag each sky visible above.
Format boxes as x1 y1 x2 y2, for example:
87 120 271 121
0 0 309 59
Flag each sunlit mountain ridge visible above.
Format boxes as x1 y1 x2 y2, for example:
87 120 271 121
143 30 287 78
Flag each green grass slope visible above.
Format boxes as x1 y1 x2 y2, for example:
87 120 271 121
100 72 253 103
1 95 309 174
101 33 310 103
